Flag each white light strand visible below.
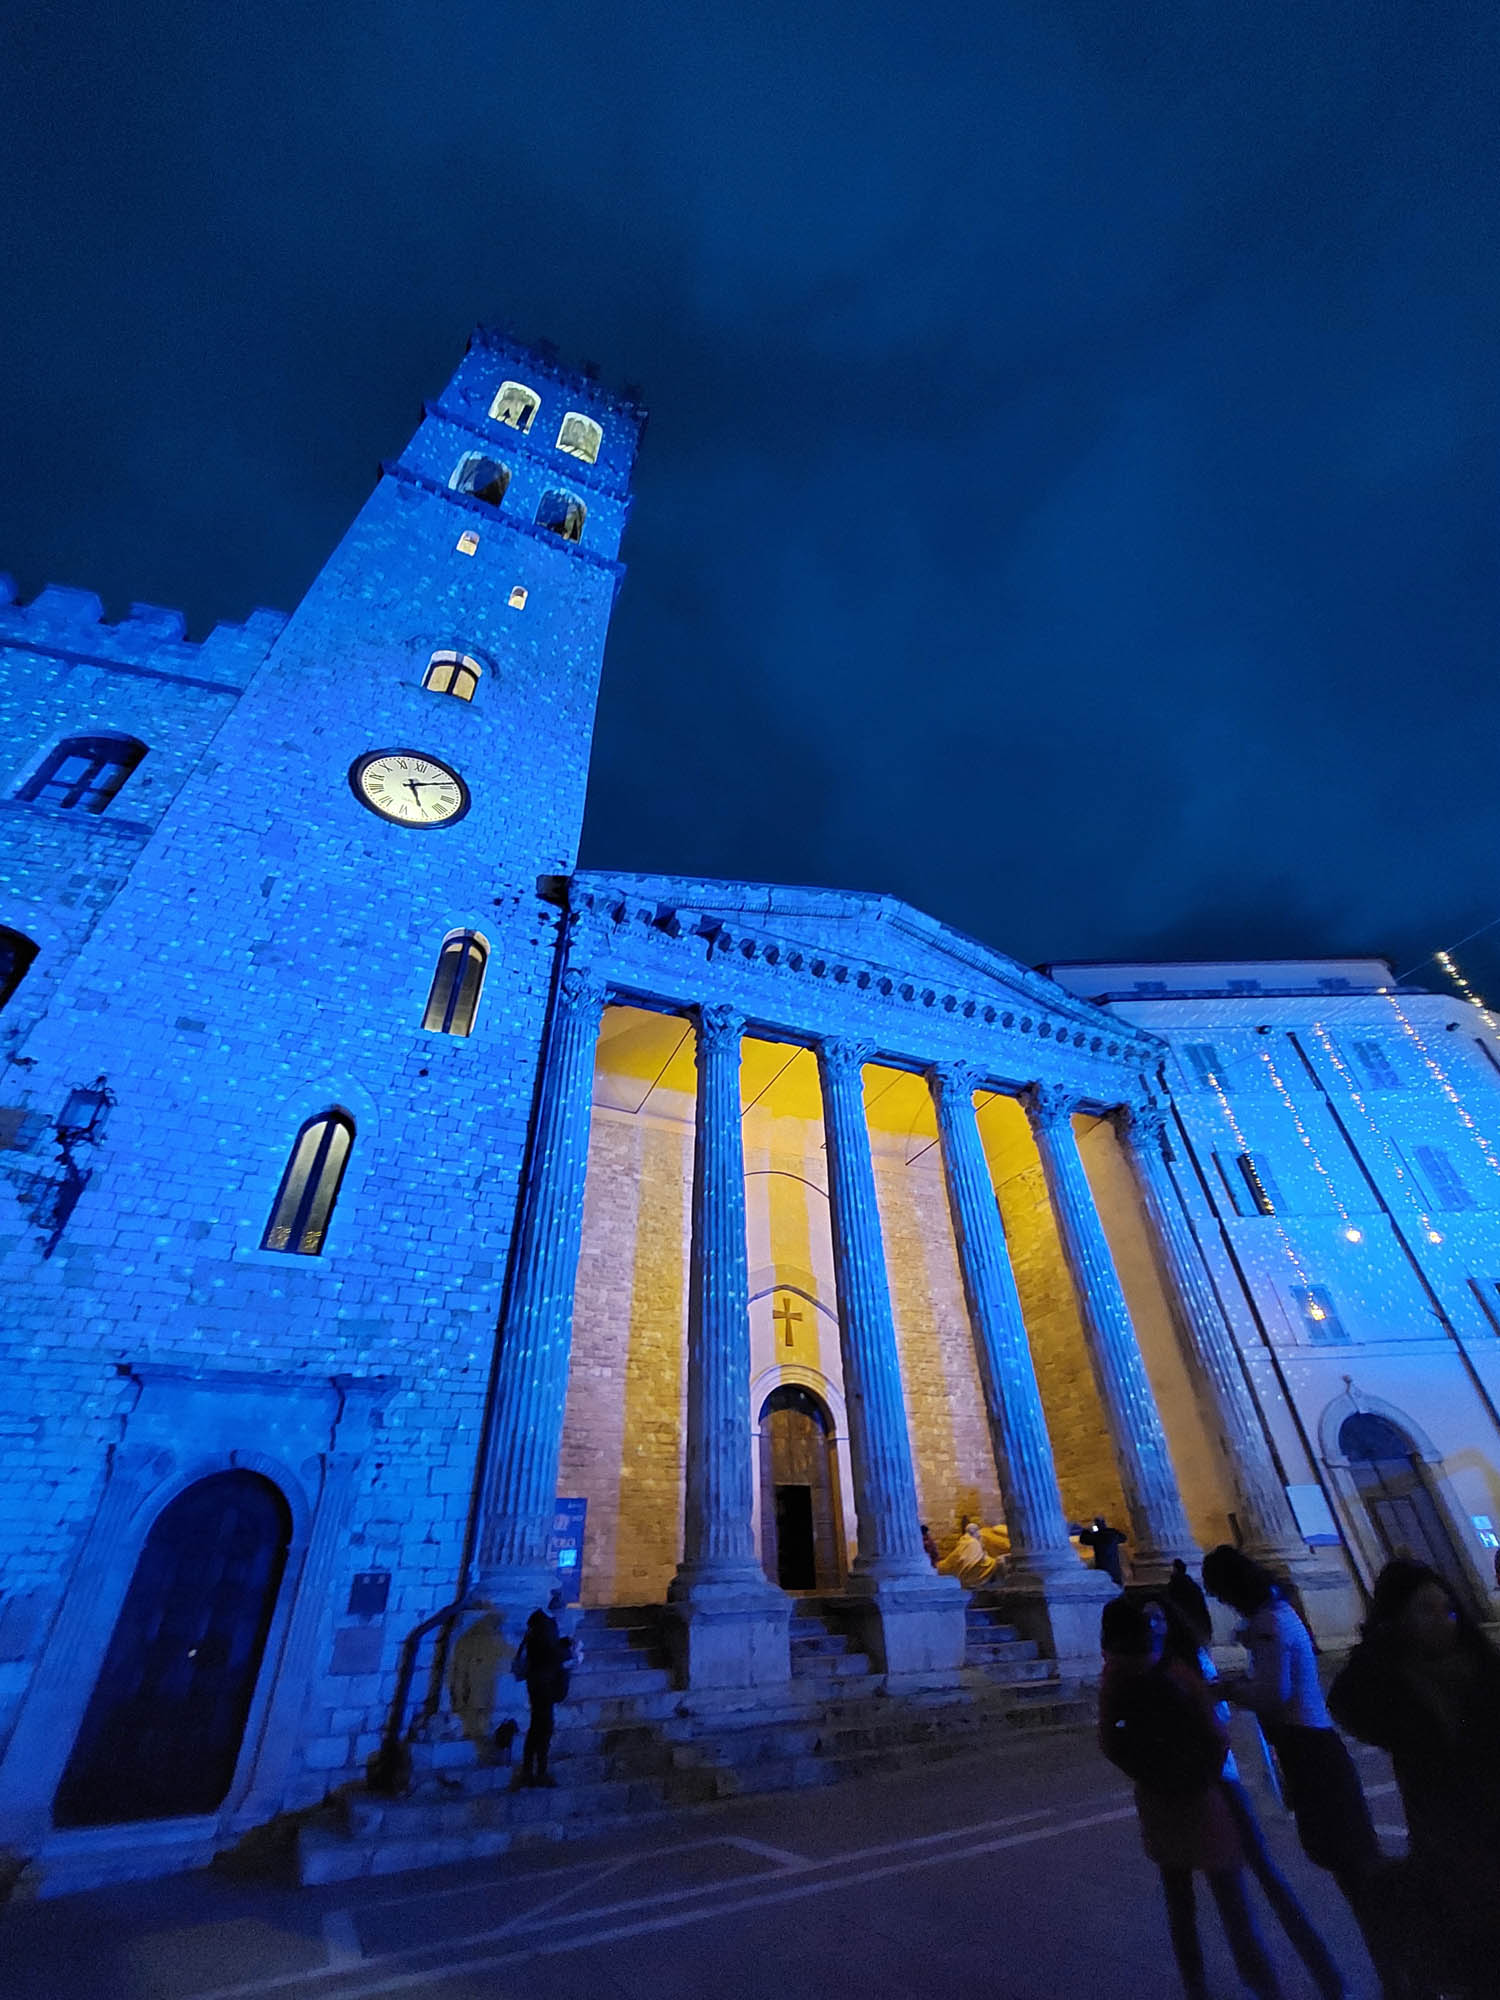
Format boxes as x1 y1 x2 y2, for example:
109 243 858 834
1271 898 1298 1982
1311 1021 1445 1245
1380 987 1500 1189
1255 1043 1363 1240
1195 1057 1317 1290
1435 950 1500 1034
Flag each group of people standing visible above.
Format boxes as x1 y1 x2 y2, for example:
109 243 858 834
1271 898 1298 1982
1099 1547 1500 1999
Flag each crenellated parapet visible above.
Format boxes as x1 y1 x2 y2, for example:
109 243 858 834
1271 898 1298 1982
0 575 287 693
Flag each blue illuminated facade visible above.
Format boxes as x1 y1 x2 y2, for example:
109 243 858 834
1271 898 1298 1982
2 332 1499 1896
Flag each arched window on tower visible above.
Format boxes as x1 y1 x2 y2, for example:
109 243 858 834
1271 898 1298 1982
421 650 482 702
422 930 488 1036
19 734 147 814
262 1109 354 1255
555 413 602 465
449 453 510 507
0 927 38 1010
489 381 540 432
536 490 586 543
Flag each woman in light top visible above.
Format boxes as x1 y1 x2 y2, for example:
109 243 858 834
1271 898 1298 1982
1201 1547 1403 1999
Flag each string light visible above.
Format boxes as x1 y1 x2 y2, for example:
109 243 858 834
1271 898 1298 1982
1193 1055 1317 1293
1435 949 1490 1014
1254 1041 1361 1235
1310 1021 1445 1244
1380 988 1500 1191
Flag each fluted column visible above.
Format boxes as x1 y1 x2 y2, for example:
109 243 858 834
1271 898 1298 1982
477 964 606 1609
1025 1083 1196 1575
817 1038 930 1578
931 1067 1078 1582
674 1004 764 1587
1116 1099 1308 1567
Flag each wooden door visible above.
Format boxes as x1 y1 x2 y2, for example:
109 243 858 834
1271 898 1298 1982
54 1471 291 1827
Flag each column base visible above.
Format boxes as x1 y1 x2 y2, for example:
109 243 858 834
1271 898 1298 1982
844 1562 967 1680
1125 1541 1202 1588
473 1564 557 1634
989 1563 1114 1671
665 1565 791 1691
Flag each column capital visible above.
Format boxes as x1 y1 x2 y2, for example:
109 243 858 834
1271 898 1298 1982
1114 1097 1169 1148
1023 1081 1077 1132
559 964 609 1012
819 1036 875 1076
930 1061 986 1101
695 1002 746 1052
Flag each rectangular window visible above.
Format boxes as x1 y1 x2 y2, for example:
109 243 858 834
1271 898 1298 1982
1213 1151 1285 1217
1413 1143 1477 1212
1292 1284 1348 1343
1351 1040 1401 1089
1236 1152 1284 1216
1184 1042 1229 1091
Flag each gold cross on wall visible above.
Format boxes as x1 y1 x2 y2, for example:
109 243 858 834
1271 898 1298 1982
773 1295 804 1348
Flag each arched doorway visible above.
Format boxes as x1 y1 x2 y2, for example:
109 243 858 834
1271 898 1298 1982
759 1384 844 1592
1338 1412 1477 1613
54 1470 292 1827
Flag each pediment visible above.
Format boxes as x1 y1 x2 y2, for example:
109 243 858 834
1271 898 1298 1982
569 870 1130 1043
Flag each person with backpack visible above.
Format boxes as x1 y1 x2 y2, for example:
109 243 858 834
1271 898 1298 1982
511 1604 572 1788
1098 1593 1283 2000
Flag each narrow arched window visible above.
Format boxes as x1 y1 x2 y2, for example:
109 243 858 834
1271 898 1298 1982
422 650 482 701
20 734 147 814
555 413 602 465
536 490 586 542
0 927 38 1010
449 453 510 506
489 381 539 432
422 930 488 1036
262 1109 354 1255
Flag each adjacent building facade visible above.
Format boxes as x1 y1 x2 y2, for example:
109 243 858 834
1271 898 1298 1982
0 333 1496 1890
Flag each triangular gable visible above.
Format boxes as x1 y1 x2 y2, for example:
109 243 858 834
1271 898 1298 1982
570 870 1133 1043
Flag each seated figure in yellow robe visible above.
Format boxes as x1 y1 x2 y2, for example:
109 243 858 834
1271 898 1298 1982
935 1516 1002 1589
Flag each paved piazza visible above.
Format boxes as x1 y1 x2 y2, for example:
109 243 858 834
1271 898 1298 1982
0 1729 1400 2000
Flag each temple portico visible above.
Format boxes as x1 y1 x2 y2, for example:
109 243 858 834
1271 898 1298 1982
477 873 1254 1683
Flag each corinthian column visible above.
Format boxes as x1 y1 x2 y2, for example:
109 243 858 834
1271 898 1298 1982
817 1038 963 1676
1115 1100 1308 1567
1024 1084 1196 1578
931 1067 1077 1583
666 1006 788 1689
677 1005 760 1581
477 964 606 1615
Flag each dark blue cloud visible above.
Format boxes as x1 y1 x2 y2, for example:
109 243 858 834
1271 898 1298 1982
2 2 1496 979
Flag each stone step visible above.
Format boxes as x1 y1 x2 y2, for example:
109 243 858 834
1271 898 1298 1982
789 1650 874 1681
964 1639 1043 1668
567 1663 674 1698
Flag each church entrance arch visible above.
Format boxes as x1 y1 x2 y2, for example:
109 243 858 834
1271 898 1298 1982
53 1470 292 1828
759 1384 844 1592
1337 1412 1477 1613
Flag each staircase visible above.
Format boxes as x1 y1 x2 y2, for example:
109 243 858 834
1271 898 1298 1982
296 1599 1091 1885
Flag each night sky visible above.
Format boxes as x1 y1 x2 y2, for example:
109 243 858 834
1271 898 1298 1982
3 5 1497 986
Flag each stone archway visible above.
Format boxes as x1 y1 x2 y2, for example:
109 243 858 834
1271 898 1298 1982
1337 1411 1479 1614
53 1470 292 1827
758 1384 844 1592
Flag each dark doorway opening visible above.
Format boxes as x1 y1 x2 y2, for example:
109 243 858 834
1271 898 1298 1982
1338 1412 1479 1615
773 1484 816 1590
54 1470 292 1827
759 1381 844 1592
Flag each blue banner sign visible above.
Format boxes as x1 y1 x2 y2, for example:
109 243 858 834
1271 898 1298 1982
549 1497 588 1604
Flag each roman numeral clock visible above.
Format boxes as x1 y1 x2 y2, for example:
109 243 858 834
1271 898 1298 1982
349 750 470 827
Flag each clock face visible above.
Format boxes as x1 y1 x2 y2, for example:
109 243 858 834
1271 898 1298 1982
350 750 470 827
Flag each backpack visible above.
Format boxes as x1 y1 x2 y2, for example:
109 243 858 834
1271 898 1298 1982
1104 1668 1226 1795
